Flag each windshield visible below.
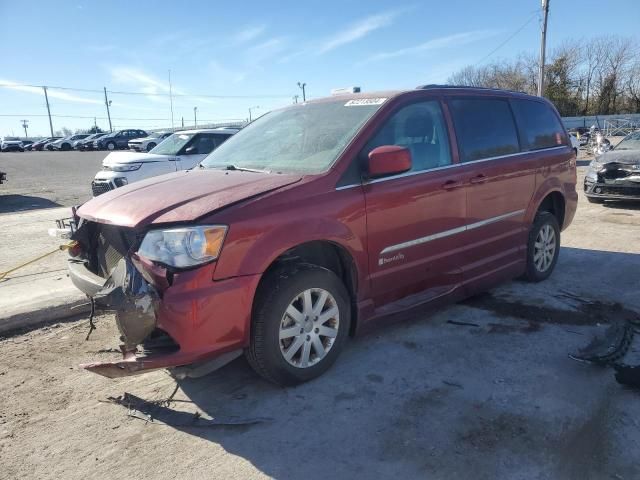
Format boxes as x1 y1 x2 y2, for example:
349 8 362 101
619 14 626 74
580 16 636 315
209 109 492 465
614 132 640 151
4 137 19 141
200 100 385 174
149 133 194 155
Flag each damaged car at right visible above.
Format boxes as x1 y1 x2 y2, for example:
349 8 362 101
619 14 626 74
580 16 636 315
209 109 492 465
584 131 640 203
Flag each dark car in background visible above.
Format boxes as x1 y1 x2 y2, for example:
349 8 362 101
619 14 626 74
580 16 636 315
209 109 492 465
95 129 148 151
584 131 640 203
21 140 34 151
32 137 61 151
76 132 107 150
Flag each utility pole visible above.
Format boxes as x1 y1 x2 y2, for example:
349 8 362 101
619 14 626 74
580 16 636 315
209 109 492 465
537 0 550 97
248 106 259 122
181 116 184 128
194 106 198 127
21 119 29 138
293 95 299 104
297 82 306 102
42 86 54 137
168 69 175 130
103 87 113 132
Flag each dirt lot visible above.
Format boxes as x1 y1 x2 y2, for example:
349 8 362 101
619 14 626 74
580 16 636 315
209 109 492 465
1 153 639 479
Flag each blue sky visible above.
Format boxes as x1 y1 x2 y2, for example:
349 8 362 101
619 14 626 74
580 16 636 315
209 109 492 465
1 0 639 136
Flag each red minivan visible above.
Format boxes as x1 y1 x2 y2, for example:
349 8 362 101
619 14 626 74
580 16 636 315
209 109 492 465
68 86 577 385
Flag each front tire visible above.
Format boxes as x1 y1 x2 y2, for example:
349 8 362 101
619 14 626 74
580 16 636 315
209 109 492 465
246 263 351 386
523 212 560 282
146 142 156 152
106 141 116 151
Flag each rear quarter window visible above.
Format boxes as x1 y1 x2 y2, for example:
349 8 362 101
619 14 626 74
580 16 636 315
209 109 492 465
449 98 520 162
510 99 566 150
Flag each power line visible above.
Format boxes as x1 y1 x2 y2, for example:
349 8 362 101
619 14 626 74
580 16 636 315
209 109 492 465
0 83 292 99
475 10 539 66
0 113 244 122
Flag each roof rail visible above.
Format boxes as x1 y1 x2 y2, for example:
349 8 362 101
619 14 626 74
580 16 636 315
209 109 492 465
416 84 526 95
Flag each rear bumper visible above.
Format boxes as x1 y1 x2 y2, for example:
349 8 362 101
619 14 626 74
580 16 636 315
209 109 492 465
69 256 261 378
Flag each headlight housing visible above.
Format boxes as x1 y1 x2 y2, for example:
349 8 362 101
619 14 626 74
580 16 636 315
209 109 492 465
108 163 142 172
137 225 228 268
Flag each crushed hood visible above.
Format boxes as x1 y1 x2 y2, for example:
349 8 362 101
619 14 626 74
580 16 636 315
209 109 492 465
103 152 172 165
77 169 302 228
595 150 640 166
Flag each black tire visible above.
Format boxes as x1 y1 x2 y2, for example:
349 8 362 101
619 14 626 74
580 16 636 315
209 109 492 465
146 142 157 152
523 211 560 282
106 141 116 151
246 263 351 386
61 143 71 151
587 196 604 204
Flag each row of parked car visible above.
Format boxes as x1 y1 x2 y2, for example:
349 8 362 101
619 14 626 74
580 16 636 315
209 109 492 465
1 129 196 153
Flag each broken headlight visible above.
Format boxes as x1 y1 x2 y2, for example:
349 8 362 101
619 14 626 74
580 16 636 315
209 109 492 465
137 225 228 268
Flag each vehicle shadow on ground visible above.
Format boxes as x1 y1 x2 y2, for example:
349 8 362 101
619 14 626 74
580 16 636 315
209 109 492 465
0 194 61 213
116 246 640 479
602 201 640 211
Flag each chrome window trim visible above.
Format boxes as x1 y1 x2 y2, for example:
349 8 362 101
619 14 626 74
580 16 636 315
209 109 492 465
335 145 568 190
380 209 526 255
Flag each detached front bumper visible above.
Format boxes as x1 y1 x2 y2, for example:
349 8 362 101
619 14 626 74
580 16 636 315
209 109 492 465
584 177 640 201
68 254 260 378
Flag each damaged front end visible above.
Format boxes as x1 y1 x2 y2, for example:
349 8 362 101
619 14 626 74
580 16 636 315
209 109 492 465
68 219 180 378
584 160 640 201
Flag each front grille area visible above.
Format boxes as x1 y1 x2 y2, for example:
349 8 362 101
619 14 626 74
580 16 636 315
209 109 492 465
92 181 113 196
81 222 137 278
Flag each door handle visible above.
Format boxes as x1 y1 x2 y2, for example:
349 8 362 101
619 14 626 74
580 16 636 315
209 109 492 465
469 174 487 184
442 179 463 190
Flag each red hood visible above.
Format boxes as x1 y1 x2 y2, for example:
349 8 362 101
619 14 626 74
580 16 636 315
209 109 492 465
78 169 302 228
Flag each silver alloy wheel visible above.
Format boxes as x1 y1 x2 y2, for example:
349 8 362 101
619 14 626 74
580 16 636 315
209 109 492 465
279 288 340 368
533 224 556 273
107 142 115 150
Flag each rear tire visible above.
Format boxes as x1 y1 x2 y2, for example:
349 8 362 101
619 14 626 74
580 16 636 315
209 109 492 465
246 263 351 386
523 212 560 282
61 143 71 151
106 141 116 151
146 142 156 152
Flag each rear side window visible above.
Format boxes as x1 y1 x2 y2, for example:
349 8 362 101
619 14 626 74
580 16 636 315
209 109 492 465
511 99 566 150
449 98 520 162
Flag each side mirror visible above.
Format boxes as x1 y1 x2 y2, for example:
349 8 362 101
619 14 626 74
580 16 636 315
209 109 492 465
184 146 198 155
368 145 412 178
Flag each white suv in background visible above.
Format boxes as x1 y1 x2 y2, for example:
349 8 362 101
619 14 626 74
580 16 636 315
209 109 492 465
91 128 239 196
128 131 173 152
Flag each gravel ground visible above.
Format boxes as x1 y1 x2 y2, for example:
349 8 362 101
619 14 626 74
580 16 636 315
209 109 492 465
1 150 639 479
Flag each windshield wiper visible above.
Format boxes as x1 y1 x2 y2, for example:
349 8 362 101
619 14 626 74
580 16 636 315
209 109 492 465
225 164 271 173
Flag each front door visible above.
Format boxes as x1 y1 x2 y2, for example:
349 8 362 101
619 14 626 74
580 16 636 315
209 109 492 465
362 99 466 309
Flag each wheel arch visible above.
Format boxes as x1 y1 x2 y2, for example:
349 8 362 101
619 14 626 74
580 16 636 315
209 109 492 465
528 187 566 229
254 240 360 336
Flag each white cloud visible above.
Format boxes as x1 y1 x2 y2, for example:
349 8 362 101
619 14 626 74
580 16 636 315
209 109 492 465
0 79 102 104
233 25 266 45
360 30 500 65
318 10 400 54
245 37 287 64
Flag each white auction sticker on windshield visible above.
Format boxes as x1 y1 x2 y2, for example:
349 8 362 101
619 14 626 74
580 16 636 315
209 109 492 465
344 98 387 106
